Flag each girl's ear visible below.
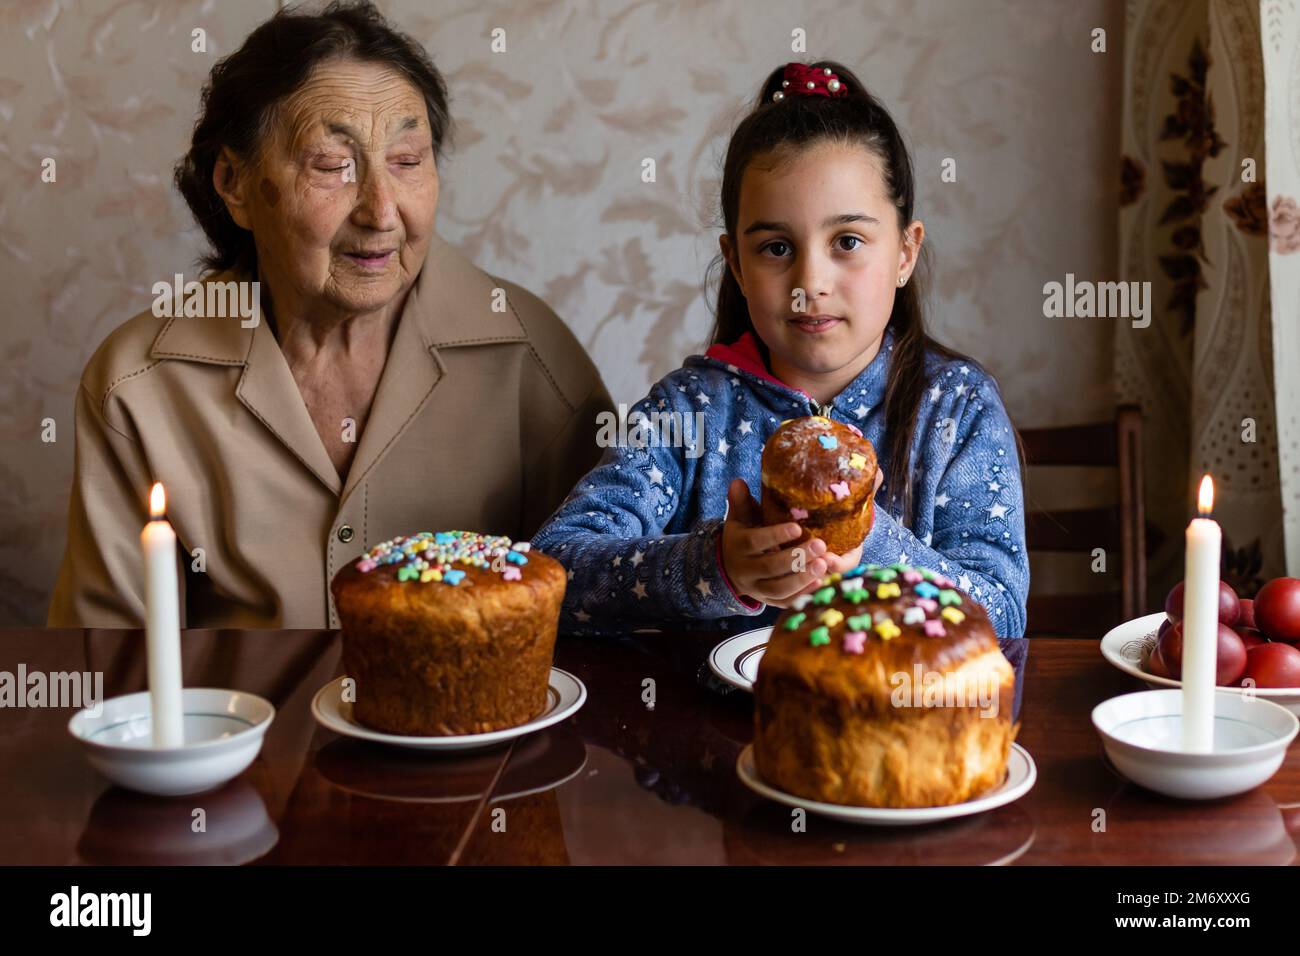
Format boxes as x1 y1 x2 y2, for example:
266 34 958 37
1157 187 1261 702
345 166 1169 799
719 234 746 297
213 146 254 231
896 219 926 283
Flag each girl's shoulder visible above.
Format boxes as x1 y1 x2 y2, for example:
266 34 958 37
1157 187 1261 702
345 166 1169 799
917 346 1012 423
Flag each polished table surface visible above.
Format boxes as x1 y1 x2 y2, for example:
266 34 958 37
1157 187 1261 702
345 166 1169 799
5 628 1300 865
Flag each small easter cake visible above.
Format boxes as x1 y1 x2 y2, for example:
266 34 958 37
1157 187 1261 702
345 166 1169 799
330 530 566 736
753 561 1017 808
760 415 878 554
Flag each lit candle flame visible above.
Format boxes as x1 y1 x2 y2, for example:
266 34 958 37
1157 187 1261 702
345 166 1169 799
150 482 166 520
1197 474 1214 516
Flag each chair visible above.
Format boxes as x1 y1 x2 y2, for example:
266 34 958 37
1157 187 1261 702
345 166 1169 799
1020 404 1162 636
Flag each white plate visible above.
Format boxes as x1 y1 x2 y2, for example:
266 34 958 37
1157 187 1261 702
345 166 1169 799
736 742 1036 826
1100 611 1300 715
709 627 772 692
310 669 587 752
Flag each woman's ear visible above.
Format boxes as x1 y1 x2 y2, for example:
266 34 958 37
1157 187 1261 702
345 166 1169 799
213 147 254 231
719 233 746 297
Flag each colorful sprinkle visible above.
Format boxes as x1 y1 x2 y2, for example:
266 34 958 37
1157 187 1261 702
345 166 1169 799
845 423 863 437
843 631 867 654
902 607 926 625
942 607 966 625
916 597 939 613
875 619 901 640
829 480 850 500
849 452 868 470
845 589 869 603
812 586 836 605
792 594 812 611
847 614 873 631
819 608 844 627
818 434 838 450
901 569 923 584
924 620 947 637
784 612 806 630
914 581 939 599
809 626 831 646
938 589 962 606
840 577 864 593
790 507 809 520
876 582 901 599
356 531 532 587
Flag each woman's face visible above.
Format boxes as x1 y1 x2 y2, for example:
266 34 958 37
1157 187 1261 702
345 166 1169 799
216 58 439 317
722 141 923 385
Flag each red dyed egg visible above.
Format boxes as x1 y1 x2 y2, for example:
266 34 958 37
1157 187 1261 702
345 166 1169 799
1241 641 1300 689
1254 577 1300 643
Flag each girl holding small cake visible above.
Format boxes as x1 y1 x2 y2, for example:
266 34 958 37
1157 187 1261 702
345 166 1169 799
533 61 1030 640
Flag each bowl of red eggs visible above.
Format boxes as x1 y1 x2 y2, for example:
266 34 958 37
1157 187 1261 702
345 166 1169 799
1100 576 1300 715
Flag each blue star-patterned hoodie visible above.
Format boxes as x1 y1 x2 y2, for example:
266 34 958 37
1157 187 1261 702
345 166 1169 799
532 323 1030 644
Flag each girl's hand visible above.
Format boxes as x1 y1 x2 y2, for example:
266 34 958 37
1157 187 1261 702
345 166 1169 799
775 468 880 601
721 479 840 608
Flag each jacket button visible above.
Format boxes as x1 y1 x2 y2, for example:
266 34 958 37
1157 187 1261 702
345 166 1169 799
337 525 355 543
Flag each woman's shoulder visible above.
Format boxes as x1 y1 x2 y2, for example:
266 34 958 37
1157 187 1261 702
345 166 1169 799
77 269 250 411
486 273 608 408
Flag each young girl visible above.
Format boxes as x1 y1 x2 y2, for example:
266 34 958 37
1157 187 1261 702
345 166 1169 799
532 61 1029 643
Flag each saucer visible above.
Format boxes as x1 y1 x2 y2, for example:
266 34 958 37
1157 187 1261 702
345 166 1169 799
735 742 1036 826
708 627 772 692
310 668 586 752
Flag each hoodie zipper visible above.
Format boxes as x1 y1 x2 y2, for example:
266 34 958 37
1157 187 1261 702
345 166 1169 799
810 399 834 419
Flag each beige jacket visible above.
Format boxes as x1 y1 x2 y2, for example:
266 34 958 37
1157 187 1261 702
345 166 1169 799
48 234 613 629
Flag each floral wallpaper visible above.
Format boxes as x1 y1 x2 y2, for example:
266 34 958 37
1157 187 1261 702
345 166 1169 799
3 0 1124 625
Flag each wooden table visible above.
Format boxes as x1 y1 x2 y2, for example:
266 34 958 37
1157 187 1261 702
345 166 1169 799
5 628 1299 865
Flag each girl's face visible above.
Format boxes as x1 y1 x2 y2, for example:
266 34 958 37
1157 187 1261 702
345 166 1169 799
721 141 924 398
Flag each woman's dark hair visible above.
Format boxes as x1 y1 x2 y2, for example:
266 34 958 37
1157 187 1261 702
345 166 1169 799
707 60 1028 529
174 0 452 275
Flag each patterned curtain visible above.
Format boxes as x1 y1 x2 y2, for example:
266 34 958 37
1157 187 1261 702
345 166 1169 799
1118 0 1300 607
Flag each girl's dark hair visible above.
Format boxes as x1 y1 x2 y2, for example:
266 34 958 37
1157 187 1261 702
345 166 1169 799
708 60 1027 529
174 0 452 275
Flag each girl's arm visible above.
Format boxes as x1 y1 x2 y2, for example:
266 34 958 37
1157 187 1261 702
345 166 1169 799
531 382 764 634
863 376 1030 639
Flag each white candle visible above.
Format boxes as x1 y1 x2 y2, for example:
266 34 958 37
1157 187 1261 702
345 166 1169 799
1182 474 1220 753
142 482 184 747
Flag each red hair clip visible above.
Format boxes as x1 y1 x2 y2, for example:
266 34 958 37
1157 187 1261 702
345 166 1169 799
772 63 847 102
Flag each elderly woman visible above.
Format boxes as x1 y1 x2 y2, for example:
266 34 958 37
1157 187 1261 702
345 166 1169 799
48 2 611 629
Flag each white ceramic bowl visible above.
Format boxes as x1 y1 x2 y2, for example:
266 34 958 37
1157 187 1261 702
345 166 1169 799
1092 689 1298 800
68 688 274 797
1101 611 1300 715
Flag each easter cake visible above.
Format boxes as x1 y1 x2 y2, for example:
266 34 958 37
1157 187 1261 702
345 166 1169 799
330 530 565 736
760 415 878 553
753 561 1017 808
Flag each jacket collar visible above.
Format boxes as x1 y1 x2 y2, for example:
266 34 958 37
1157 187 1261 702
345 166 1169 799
147 233 530 499
697 324 895 410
